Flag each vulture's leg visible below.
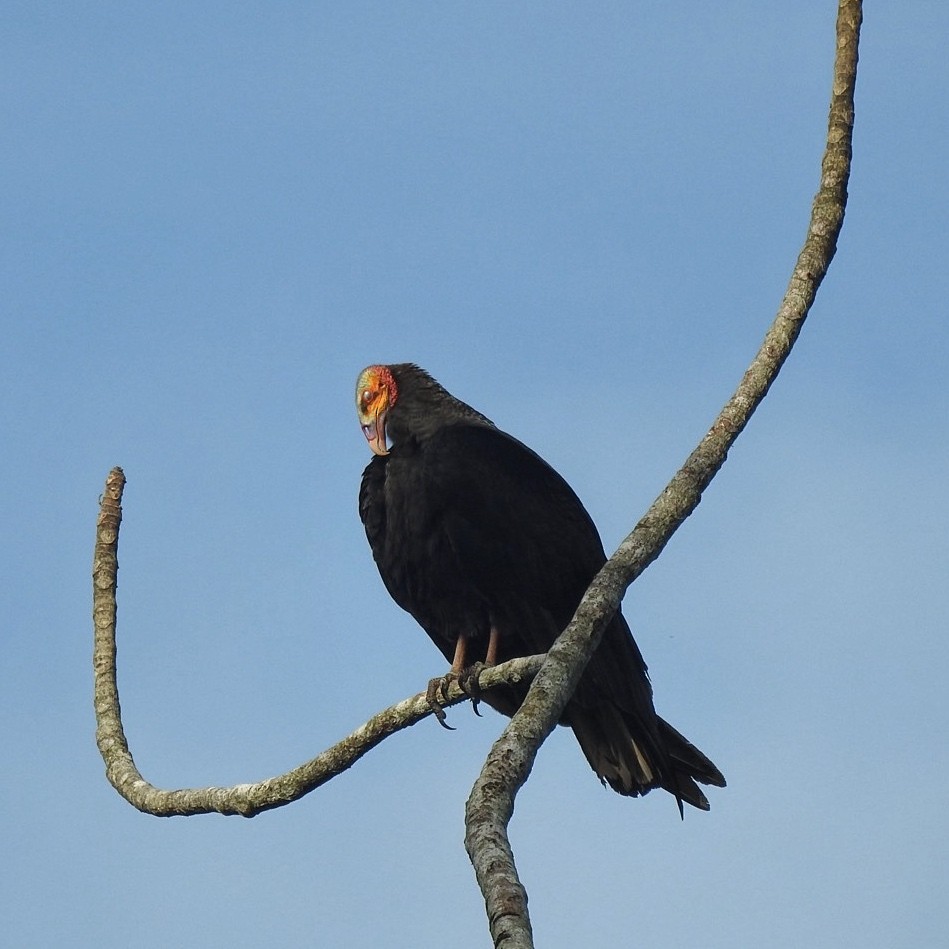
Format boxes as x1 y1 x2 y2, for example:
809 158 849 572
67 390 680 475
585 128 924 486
458 625 501 716
425 634 469 729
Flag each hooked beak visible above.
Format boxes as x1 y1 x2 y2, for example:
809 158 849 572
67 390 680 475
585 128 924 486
362 409 389 456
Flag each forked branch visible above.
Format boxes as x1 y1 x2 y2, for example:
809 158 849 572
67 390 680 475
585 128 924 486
92 4 861 945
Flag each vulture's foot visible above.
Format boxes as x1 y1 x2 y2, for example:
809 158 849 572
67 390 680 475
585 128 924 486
425 675 456 730
458 662 488 716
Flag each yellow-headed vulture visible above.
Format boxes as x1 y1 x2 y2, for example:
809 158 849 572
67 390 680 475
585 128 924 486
356 363 725 812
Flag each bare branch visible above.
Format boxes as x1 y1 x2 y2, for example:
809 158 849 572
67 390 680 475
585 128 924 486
91 6 861 945
93 472 545 817
463 3 863 945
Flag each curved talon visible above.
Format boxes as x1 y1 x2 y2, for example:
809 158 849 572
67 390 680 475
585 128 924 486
458 661 486 716
425 660 490 724
426 675 456 730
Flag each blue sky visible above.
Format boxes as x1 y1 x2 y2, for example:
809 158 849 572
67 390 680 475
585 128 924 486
3 3 948 946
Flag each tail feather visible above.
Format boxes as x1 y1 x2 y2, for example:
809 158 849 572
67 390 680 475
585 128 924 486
570 704 660 797
656 716 727 790
569 706 725 814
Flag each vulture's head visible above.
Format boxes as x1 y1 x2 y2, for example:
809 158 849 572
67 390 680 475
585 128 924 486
356 364 396 456
357 363 494 456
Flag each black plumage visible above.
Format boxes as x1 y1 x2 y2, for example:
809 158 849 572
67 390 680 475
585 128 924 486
357 363 724 812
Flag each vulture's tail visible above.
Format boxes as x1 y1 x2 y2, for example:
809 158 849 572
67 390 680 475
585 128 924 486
570 707 726 815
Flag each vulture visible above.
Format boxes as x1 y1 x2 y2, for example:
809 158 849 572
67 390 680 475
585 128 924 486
356 363 725 812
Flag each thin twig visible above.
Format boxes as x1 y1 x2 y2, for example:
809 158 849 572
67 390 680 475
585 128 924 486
463 3 863 946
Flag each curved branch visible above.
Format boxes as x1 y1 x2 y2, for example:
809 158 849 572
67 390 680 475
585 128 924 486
93 471 545 817
463 3 863 945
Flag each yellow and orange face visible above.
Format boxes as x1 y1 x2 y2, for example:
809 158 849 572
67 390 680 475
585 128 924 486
356 365 396 456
